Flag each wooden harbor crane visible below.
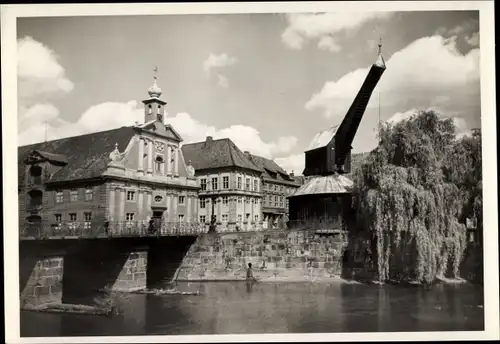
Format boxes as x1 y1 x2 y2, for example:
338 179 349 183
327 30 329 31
288 40 386 231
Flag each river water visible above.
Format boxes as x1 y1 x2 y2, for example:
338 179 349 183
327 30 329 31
20 282 484 337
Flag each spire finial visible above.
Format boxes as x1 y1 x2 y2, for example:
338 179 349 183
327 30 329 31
378 36 382 55
148 65 163 98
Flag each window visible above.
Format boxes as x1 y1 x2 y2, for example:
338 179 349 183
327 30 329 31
54 214 62 223
222 196 228 205
254 215 259 223
245 178 250 190
85 187 93 201
245 198 250 204
253 179 258 191
148 105 152 114
178 196 185 205
274 195 278 207
69 213 77 230
154 195 163 202
222 214 228 222
201 178 207 191
126 213 135 221
127 191 136 201
55 191 63 203
70 189 78 202
200 198 206 209
155 155 164 173
84 212 92 229
212 177 218 190
178 214 184 223
237 197 242 204
223 176 229 189
237 176 242 189
200 215 206 223
238 214 242 222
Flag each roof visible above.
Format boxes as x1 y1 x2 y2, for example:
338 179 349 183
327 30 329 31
32 150 68 164
181 137 262 173
18 126 135 185
306 125 339 152
290 174 354 197
245 153 296 182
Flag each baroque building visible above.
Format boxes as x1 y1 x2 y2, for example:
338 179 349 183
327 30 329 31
243 152 301 229
181 137 263 231
18 73 200 236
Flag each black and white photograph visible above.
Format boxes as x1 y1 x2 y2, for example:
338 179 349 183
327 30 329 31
2 1 498 342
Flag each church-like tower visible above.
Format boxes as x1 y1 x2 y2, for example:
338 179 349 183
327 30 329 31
142 67 166 124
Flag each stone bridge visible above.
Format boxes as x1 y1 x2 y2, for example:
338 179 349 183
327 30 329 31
19 236 196 307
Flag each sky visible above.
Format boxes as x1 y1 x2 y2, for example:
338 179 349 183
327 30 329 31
17 11 480 175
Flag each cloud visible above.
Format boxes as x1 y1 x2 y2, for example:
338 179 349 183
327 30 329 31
19 101 298 161
203 53 237 74
217 74 229 88
17 36 74 104
386 108 470 138
17 37 77 146
281 12 393 51
465 32 479 47
18 100 144 146
317 36 341 52
305 35 480 129
203 52 237 87
170 112 297 159
386 108 418 124
275 153 305 175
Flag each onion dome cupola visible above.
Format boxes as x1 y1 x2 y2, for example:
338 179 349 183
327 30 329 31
142 66 167 124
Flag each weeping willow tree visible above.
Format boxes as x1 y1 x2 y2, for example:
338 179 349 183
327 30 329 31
352 110 482 283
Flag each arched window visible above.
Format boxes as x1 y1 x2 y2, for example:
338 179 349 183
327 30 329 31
28 189 43 208
29 166 42 185
148 105 152 114
155 155 165 174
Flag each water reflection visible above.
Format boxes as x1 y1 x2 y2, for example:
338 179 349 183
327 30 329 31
20 282 484 337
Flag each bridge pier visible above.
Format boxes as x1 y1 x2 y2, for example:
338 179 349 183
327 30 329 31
108 248 148 292
20 252 64 307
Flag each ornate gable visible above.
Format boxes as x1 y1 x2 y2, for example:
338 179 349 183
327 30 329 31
136 122 183 142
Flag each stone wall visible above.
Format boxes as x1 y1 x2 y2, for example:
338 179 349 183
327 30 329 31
176 230 347 282
109 250 148 292
20 255 64 307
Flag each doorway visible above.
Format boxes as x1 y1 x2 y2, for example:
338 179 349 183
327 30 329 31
152 211 163 231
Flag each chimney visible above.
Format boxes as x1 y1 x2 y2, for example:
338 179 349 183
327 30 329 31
244 150 250 155
289 170 295 177
206 136 213 143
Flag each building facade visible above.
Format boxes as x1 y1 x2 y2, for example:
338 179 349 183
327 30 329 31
182 137 264 232
244 152 301 229
18 75 201 237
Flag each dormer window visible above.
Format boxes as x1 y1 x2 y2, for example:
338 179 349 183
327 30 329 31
155 155 165 174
